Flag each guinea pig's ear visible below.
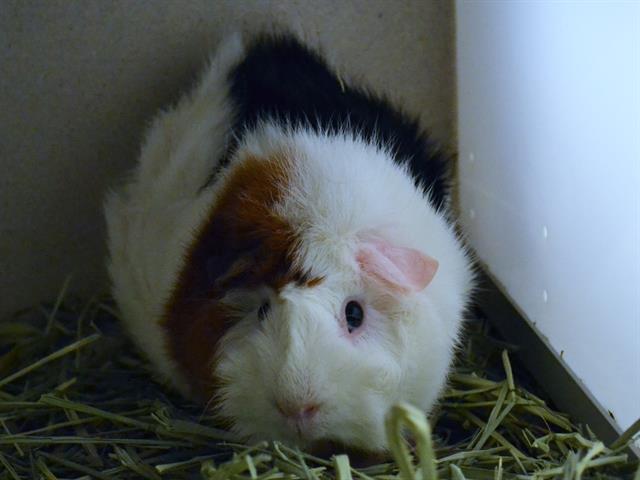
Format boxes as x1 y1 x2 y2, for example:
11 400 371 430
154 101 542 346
357 237 438 295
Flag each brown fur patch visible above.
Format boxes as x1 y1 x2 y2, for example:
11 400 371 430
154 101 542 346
162 152 322 400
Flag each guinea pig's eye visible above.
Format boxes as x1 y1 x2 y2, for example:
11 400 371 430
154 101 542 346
257 301 270 321
344 300 364 333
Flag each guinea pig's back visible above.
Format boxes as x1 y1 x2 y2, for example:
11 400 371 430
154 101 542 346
223 33 450 212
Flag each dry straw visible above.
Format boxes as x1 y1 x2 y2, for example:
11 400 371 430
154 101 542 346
0 288 638 479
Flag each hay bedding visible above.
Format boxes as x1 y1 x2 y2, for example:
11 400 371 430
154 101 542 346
0 283 637 479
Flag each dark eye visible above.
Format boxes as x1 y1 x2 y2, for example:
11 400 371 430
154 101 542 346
257 301 270 321
345 300 364 333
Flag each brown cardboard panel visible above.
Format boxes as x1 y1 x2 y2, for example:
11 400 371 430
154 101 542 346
0 0 455 316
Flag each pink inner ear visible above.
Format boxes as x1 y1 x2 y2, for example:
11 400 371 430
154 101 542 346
357 239 439 294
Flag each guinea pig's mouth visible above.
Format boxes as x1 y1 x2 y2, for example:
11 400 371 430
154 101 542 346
306 439 389 467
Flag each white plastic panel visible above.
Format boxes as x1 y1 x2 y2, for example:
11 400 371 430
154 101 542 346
456 1 640 432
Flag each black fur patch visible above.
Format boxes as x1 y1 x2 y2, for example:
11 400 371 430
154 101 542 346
218 34 451 212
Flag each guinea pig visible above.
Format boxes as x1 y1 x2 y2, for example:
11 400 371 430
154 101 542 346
104 31 473 454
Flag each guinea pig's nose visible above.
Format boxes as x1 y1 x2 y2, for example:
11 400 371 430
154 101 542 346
276 400 321 421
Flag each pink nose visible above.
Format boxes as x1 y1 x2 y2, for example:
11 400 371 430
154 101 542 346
276 400 321 421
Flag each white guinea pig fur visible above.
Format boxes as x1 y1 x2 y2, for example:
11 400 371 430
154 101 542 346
104 32 473 454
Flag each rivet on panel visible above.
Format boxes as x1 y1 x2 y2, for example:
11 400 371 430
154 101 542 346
469 152 475 163
542 290 548 303
542 226 548 239
469 208 476 219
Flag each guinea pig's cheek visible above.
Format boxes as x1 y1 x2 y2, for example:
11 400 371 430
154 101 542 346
322 395 388 452
371 367 400 392
213 334 275 433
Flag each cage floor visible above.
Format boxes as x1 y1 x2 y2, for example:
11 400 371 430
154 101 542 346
0 286 637 479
